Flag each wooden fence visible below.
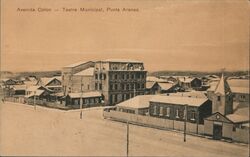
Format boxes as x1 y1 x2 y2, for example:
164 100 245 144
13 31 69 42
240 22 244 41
103 110 204 135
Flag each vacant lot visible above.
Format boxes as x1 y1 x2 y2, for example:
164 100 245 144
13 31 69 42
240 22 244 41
0 102 248 156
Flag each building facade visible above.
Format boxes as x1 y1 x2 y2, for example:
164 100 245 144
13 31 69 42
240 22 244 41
148 95 212 124
62 59 147 105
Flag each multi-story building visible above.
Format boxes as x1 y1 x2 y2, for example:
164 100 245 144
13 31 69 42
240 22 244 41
62 59 147 105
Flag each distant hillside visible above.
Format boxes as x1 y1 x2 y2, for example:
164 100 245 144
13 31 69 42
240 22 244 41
148 70 249 77
14 70 61 79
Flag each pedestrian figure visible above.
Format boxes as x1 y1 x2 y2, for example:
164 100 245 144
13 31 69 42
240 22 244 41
2 98 4 103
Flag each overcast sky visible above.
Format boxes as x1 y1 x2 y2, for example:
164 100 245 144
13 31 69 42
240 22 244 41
1 0 249 72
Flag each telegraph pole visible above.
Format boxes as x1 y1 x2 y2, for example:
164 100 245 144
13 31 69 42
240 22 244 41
80 76 83 119
184 104 187 142
126 121 129 157
34 91 36 110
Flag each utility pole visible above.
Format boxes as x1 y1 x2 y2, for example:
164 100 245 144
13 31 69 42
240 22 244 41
184 104 188 142
34 91 36 110
126 121 129 157
80 76 83 119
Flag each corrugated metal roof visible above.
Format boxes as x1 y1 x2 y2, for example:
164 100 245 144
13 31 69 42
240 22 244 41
74 67 94 76
150 95 208 107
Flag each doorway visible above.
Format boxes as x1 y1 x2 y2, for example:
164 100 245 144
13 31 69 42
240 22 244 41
213 123 222 140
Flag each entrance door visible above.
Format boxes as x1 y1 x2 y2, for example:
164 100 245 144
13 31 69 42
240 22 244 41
213 123 222 140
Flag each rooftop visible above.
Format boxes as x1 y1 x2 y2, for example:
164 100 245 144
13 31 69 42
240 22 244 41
226 114 249 123
102 59 143 63
116 95 155 109
228 79 249 88
150 95 208 107
168 91 207 99
74 67 94 76
146 81 157 89
230 87 249 94
158 82 175 91
64 61 93 68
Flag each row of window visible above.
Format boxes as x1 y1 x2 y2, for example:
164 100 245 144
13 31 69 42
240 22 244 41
152 105 196 121
110 83 145 90
95 73 107 80
110 73 145 80
110 93 144 104
95 83 102 90
73 98 101 105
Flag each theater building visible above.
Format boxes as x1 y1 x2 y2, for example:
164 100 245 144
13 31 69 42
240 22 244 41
62 59 147 105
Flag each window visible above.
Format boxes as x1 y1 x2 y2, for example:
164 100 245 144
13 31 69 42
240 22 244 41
217 96 221 101
166 107 170 117
176 109 179 118
87 84 90 90
131 74 134 79
114 94 118 102
240 95 246 101
191 111 196 121
121 84 125 90
99 83 102 90
114 84 118 90
122 74 125 80
159 106 163 116
99 73 102 80
126 74 129 79
141 83 145 89
153 105 157 115
95 74 98 80
131 84 134 90
126 84 130 90
110 84 113 90
103 74 106 80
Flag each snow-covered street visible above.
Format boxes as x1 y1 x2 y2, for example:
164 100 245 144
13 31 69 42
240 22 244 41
0 102 248 156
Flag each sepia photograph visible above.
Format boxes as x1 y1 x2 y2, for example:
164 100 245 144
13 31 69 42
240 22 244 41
0 0 249 156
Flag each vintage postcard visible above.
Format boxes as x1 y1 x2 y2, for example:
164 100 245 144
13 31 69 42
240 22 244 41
0 0 249 156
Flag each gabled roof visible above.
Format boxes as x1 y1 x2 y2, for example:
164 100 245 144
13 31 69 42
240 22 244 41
26 85 52 92
214 74 231 95
68 91 102 98
39 77 61 86
204 112 233 123
11 85 27 90
74 67 94 76
158 82 175 91
25 89 45 98
150 95 209 107
116 95 154 109
146 81 158 89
